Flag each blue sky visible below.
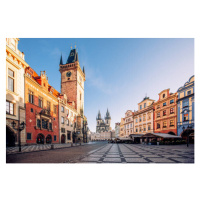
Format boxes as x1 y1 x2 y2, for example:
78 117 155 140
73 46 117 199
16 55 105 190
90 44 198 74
18 38 194 132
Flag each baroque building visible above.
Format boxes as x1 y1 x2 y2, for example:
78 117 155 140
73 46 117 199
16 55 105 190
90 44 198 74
25 68 59 144
177 75 194 141
6 38 27 146
154 89 178 135
124 110 134 137
119 118 125 137
134 97 154 135
96 109 112 133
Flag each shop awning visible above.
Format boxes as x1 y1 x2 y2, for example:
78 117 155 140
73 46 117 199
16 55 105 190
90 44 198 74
141 133 181 139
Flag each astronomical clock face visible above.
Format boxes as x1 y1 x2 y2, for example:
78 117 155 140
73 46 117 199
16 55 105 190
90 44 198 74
66 71 72 77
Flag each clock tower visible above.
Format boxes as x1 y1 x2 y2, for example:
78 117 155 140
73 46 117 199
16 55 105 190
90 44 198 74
59 48 85 116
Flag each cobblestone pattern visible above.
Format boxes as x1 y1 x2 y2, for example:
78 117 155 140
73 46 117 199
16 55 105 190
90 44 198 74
6 142 95 154
74 144 194 164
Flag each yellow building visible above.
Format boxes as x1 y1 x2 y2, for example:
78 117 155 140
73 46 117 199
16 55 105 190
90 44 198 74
124 110 134 137
134 97 154 135
119 117 125 137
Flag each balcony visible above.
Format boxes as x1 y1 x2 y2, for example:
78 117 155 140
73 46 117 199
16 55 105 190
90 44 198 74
40 109 51 117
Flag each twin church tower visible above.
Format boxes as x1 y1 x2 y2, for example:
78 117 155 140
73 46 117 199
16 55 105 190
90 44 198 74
96 109 112 133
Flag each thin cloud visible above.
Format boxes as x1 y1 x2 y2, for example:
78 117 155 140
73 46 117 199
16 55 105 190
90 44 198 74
86 65 116 95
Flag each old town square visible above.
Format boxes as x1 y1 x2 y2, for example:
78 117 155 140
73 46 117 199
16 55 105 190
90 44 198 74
6 38 194 164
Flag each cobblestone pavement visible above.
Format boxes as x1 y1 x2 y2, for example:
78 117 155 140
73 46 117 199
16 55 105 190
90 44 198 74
6 142 194 163
6 142 96 155
74 143 194 163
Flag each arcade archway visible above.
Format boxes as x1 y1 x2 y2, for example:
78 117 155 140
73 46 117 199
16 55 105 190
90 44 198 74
181 129 194 144
46 134 52 144
37 134 44 144
61 134 66 143
6 126 16 147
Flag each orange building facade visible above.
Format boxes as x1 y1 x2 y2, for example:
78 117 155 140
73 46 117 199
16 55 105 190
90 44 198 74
153 89 178 135
25 67 60 144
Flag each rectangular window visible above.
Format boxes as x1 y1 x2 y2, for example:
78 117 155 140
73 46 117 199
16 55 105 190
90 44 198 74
170 107 174 114
157 105 160 109
130 123 132 128
61 106 64 112
143 115 146 121
42 119 48 129
61 117 64 124
136 118 138 123
67 131 71 140
157 123 160 129
28 90 34 104
37 119 41 128
139 117 141 122
163 121 167 128
49 123 52 130
143 127 146 131
61 128 65 133
183 100 189 108
8 77 14 92
163 102 166 107
170 99 174 104
27 133 31 140
144 103 146 108
170 120 174 126
54 105 57 114
163 110 166 116
38 96 43 108
54 135 57 141
139 127 142 132
184 114 188 121
8 69 14 92
187 90 191 95
67 119 69 126
6 101 14 115
136 128 138 132
148 125 151 130
140 105 142 110
157 112 160 118
47 101 50 111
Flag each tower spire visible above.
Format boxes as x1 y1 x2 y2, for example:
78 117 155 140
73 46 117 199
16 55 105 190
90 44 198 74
60 54 63 65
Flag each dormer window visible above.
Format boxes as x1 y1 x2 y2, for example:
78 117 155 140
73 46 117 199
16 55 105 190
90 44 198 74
27 73 31 78
163 94 165 98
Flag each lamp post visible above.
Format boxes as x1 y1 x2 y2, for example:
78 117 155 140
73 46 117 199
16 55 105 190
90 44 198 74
11 121 26 152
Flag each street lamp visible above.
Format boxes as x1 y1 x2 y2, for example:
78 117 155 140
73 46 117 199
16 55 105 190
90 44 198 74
11 121 26 152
